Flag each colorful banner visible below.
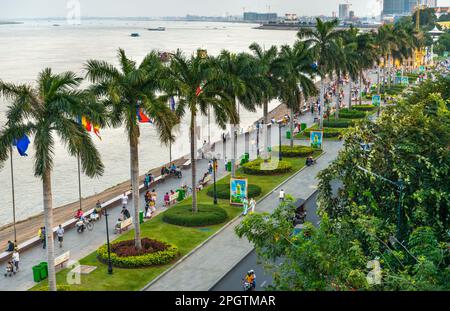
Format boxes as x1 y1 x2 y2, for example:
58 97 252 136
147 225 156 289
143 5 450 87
310 131 323 149
372 95 381 107
401 77 409 86
230 178 248 206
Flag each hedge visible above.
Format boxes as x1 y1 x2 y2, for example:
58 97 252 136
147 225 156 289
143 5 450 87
338 109 366 119
272 145 315 157
351 105 376 112
303 127 343 138
97 239 179 268
207 183 262 199
162 204 228 227
322 119 355 128
242 158 293 175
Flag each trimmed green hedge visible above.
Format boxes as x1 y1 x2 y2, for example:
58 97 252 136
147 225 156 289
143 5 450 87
303 127 343 138
272 145 315 157
322 119 355 128
338 109 366 119
242 158 293 175
162 204 228 227
207 183 262 199
97 239 179 268
351 105 376 112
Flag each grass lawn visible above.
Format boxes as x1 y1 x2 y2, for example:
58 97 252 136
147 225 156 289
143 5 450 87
31 151 321 291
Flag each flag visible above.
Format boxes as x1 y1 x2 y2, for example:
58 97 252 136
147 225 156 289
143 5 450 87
77 116 101 140
170 97 176 111
196 81 205 97
13 135 30 156
137 107 154 123
93 124 102 140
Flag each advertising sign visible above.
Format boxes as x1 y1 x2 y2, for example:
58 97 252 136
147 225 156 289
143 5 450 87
310 131 323 149
372 95 381 107
230 178 248 206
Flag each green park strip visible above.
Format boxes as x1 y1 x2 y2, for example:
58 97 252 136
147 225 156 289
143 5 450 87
295 124 348 141
30 151 321 291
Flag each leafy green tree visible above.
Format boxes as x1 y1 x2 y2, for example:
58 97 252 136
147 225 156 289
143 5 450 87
0 69 106 291
85 49 178 249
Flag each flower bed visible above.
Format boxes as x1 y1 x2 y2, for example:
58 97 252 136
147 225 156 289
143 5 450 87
272 145 315 157
242 158 293 175
97 238 179 268
207 183 262 199
162 204 228 227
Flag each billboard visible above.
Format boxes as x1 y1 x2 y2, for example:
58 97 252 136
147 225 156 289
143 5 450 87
230 178 248 206
372 95 381 107
310 131 323 149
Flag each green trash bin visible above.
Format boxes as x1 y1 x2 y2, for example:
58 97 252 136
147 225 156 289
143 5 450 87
286 131 291 139
226 161 231 172
39 262 48 280
139 210 144 224
32 265 42 283
301 123 307 132
244 153 249 161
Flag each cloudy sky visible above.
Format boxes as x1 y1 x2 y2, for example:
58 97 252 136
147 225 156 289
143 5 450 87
1 0 450 19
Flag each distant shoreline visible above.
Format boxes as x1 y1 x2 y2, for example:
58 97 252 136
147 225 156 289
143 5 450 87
0 21 23 25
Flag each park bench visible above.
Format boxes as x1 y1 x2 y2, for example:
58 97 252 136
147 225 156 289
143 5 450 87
182 159 191 169
115 217 133 234
55 251 70 270
169 192 178 205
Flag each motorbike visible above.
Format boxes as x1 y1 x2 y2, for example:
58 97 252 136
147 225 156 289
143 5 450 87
76 218 94 233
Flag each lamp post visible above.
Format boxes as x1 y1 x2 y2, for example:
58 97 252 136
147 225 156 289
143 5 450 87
212 157 218 205
256 121 260 157
104 208 113 274
277 121 284 161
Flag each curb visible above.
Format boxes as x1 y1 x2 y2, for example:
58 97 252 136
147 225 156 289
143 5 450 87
208 189 320 291
141 151 327 291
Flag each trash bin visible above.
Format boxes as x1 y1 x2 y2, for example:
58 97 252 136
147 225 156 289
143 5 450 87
226 161 231 172
244 153 249 161
32 265 42 283
286 131 291 139
39 262 48 280
301 123 307 132
139 210 144 224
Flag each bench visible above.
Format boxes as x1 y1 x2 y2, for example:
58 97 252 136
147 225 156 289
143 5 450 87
169 193 178 205
55 251 70 270
115 217 133 234
182 159 191 169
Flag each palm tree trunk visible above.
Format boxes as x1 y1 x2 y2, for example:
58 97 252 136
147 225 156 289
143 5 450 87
359 71 363 105
348 78 352 109
263 98 269 157
377 66 381 95
231 123 237 178
289 108 294 148
190 113 198 213
335 76 340 120
130 136 142 250
43 168 56 291
319 79 324 130
263 98 269 125
388 54 392 88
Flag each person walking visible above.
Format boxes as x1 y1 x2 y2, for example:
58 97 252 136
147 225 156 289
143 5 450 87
12 249 20 272
249 198 256 214
56 224 65 248
121 206 131 220
144 173 150 189
121 193 128 208
38 227 46 249
279 189 285 202
242 197 249 216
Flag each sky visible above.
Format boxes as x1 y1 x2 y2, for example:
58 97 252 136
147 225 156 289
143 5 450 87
1 0 450 19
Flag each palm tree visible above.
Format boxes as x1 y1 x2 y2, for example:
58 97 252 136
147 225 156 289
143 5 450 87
373 25 394 94
273 41 317 147
85 49 177 249
297 18 344 129
167 50 237 213
353 32 378 106
215 50 262 177
0 69 105 291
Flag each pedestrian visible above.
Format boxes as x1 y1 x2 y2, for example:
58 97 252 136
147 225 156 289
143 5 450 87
56 224 64 248
164 192 170 206
12 249 20 272
242 197 249 216
249 198 256 214
279 189 285 202
121 193 128 208
121 206 131 220
38 226 46 249
144 173 150 189
5 240 14 252
208 161 213 175
95 200 103 219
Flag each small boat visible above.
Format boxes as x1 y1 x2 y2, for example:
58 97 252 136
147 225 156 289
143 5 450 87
130 33 140 37
52 24 60 27
147 27 165 31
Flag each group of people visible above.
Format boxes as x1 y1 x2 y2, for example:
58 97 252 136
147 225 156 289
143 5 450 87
163 189 177 207
242 197 256 216
243 270 256 291
144 189 157 217
4 241 20 277
160 163 182 179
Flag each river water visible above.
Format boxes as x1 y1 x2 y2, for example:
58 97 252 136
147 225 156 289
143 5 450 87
0 19 298 227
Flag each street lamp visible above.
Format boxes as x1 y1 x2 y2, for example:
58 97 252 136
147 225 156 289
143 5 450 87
277 121 285 161
104 208 113 274
212 157 218 205
256 121 260 157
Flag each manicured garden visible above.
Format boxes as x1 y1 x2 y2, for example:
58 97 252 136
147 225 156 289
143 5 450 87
31 149 322 291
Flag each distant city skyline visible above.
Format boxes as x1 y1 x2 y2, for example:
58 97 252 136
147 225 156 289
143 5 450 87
1 0 450 19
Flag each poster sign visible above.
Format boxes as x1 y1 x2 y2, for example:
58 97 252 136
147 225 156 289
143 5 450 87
372 95 381 107
230 178 248 206
310 131 323 149
401 77 409 85
444 51 448 58
419 66 425 73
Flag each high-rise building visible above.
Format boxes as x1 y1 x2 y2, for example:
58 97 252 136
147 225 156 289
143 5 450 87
383 0 438 16
243 12 278 22
339 3 350 19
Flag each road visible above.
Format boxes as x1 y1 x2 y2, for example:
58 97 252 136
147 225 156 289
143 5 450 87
210 191 319 291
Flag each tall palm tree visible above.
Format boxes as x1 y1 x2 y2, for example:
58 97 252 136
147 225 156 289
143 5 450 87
167 50 237 213
273 41 317 147
354 32 378 106
85 49 177 249
297 18 344 129
373 25 394 94
215 50 262 177
248 43 278 157
0 69 105 291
